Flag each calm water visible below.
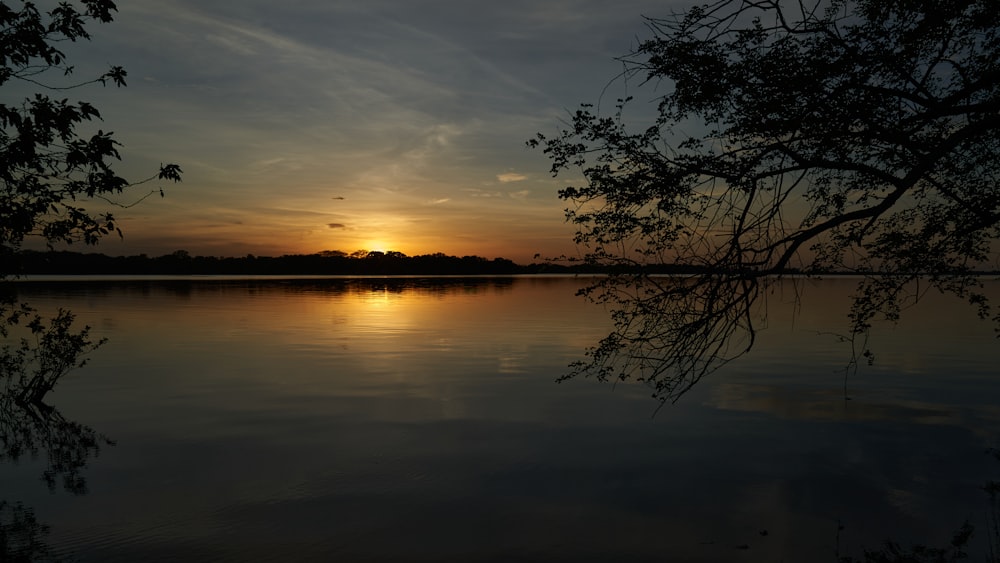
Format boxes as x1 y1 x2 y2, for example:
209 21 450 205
4 276 1000 562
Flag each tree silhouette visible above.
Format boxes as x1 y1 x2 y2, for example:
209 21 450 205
0 0 181 262
531 0 1000 402
1 0 181 401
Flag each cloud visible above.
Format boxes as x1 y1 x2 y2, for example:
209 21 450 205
465 188 504 198
509 190 531 200
497 172 527 183
426 198 451 205
327 223 347 229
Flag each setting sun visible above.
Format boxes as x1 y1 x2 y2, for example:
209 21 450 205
364 241 392 253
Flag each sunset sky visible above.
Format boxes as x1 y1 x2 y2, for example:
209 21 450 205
34 0 695 263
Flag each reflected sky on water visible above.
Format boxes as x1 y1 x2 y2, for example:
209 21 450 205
4 276 1000 562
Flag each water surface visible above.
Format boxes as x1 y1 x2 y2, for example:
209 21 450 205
4 276 1000 562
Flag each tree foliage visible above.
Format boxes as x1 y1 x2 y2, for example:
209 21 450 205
531 0 1000 402
0 0 181 266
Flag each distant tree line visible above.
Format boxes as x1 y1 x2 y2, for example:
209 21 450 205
8 249 680 276
14 248 987 277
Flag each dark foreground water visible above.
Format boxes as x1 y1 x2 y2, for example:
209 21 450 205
3 276 1000 562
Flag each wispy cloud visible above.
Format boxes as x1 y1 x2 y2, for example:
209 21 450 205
497 173 527 183
465 189 504 198
327 223 347 229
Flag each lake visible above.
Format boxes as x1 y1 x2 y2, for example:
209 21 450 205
3 275 1000 562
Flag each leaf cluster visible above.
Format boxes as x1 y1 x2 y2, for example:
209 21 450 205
0 0 181 268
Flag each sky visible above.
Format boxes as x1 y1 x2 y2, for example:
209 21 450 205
32 0 695 263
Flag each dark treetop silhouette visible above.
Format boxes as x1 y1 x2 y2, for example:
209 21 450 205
531 0 1000 402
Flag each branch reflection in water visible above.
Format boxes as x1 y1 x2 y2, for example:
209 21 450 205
0 327 112 561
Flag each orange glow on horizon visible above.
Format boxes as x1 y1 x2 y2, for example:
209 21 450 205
364 240 392 253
